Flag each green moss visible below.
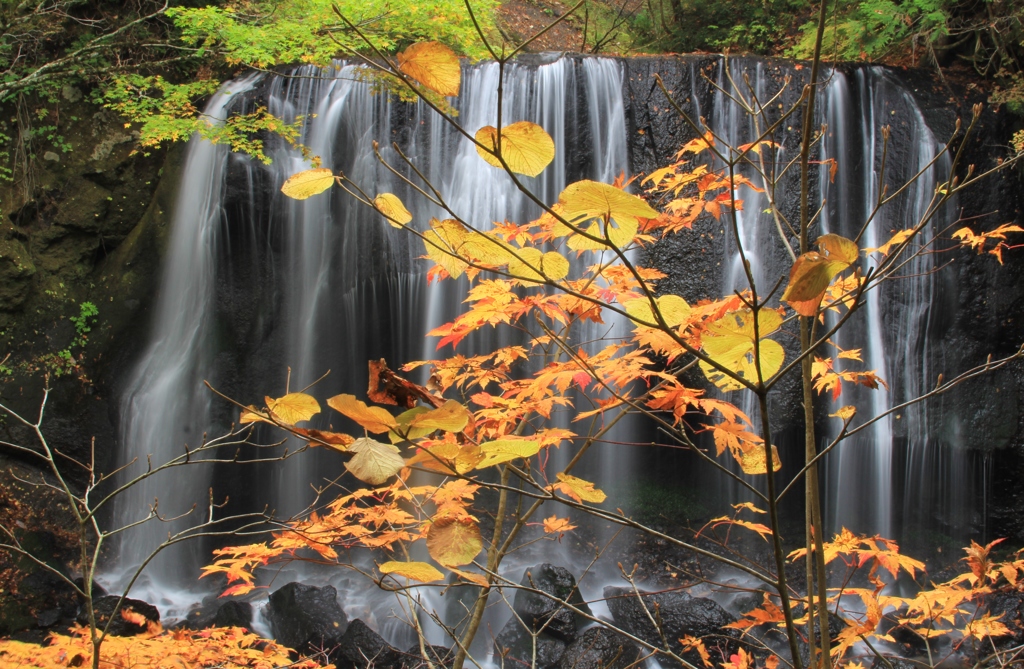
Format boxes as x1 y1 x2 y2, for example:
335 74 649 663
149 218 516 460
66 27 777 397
0 237 35 310
604 480 708 525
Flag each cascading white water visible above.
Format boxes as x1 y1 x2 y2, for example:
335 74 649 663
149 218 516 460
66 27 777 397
110 56 633 608
111 75 261 588
818 67 953 540
700 60 962 542
111 55 986 641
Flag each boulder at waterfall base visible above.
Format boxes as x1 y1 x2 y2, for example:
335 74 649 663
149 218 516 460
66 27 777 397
513 563 592 641
266 582 348 656
334 618 403 669
181 597 253 630
495 616 568 669
559 627 642 669
604 586 742 667
76 596 159 636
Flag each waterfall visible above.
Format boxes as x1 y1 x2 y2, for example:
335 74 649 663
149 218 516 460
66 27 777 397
693 59 963 543
110 56 632 592
110 75 261 587
818 67 955 542
111 53 985 613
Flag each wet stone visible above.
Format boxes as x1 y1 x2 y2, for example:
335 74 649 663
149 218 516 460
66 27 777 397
77 596 160 636
513 563 592 642
333 618 403 669
495 616 568 669
560 627 642 669
266 582 348 656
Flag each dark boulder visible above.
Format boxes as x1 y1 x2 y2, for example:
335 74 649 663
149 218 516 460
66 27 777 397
987 590 1024 645
603 586 739 667
560 627 642 669
514 564 592 642
495 616 568 669
880 614 939 655
333 618 403 669
77 595 160 636
214 600 253 628
402 644 454 669
181 596 253 630
266 582 348 655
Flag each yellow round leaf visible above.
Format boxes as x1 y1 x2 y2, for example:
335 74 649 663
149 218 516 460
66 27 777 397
657 295 692 327
625 295 690 328
541 251 570 280
559 180 659 225
558 180 656 250
738 444 782 475
426 517 482 567
265 392 321 424
423 218 469 279
379 561 444 583
344 437 405 485
552 472 606 503
475 121 555 177
830 405 857 421
508 247 543 281
397 41 461 97
699 309 785 391
280 168 335 200
374 193 412 228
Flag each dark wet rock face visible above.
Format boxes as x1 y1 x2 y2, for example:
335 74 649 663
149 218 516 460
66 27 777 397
182 597 253 630
495 616 569 669
986 590 1024 646
76 596 159 636
334 618 403 669
514 563 593 641
266 583 348 655
604 586 740 667
560 627 642 669
402 644 454 669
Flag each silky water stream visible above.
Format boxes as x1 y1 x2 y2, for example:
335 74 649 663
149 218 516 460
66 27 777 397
106 56 985 660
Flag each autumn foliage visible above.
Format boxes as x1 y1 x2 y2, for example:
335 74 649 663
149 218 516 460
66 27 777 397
198 37 1024 669
4 26 1023 669
0 622 324 668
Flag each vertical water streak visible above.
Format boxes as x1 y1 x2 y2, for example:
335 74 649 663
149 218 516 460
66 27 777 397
819 67 952 539
707 58 777 508
112 75 261 586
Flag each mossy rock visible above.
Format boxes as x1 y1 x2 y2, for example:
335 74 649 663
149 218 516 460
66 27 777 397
0 236 35 310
